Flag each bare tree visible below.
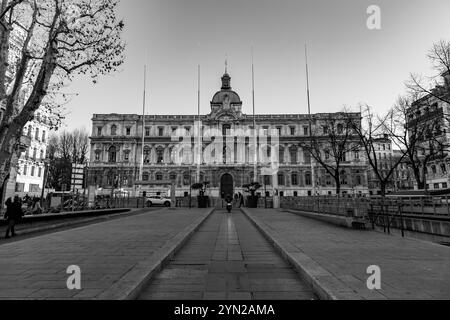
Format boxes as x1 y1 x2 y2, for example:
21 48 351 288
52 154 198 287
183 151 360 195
351 105 406 196
407 40 450 106
46 127 89 190
0 0 124 190
387 93 449 191
300 111 361 195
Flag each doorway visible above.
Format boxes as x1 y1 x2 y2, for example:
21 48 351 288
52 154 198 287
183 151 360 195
220 173 234 199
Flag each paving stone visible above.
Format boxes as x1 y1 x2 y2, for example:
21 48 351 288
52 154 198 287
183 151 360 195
247 208 450 300
138 211 315 300
0 208 210 299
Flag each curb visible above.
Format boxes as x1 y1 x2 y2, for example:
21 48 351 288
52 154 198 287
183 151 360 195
98 208 215 300
284 209 369 229
0 209 153 242
241 208 363 300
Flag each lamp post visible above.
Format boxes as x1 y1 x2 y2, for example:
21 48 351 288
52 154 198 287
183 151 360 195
40 158 50 210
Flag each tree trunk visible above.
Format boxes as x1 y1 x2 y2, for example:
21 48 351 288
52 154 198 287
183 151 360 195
334 171 341 196
379 181 387 197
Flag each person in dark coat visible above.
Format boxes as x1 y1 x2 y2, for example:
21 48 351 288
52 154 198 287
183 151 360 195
4 196 23 238
239 192 245 208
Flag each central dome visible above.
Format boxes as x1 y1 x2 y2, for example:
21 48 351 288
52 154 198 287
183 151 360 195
211 72 242 104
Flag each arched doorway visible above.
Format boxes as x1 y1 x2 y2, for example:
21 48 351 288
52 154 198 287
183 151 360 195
220 173 234 199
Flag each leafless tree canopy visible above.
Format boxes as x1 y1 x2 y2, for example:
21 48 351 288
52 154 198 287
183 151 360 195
0 0 124 187
299 111 361 195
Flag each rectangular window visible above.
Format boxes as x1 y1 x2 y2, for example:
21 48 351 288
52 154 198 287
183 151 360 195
38 167 42 178
31 166 35 177
126 127 131 136
97 127 102 136
145 127 151 136
15 183 24 193
443 183 448 189
158 127 164 137
290 127 295 136
277 127 282 136
434 183 440 189
303 126 309 136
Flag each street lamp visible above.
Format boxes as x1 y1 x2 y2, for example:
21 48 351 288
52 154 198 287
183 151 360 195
40 158 50 209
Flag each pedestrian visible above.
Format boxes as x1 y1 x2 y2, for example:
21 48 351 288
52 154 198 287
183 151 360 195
239 192 245 208
4 196 23 239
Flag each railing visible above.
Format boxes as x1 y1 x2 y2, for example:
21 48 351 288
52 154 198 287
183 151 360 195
280 196 370 218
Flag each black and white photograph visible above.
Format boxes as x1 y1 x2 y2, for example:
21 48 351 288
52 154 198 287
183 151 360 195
0 0 450 314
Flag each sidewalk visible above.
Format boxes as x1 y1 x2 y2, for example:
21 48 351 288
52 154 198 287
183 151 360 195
0 208 211 299
244 208 450 300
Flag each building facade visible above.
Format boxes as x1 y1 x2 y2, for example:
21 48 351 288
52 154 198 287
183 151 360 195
407 71 450 191
88 71 369 198
1 23 54 201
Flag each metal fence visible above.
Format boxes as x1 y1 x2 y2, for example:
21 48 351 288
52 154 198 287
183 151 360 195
280 196 369 218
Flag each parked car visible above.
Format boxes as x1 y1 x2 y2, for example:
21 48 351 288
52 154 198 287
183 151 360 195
146 196 171 207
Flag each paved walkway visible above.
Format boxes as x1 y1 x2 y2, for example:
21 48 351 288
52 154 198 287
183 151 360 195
246 209 450 299
0 208 210 299
138 210 316 300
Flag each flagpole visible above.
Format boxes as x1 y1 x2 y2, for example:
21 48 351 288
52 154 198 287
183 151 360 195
252 47 258 183
139 65 146 183
305 44 316 195
196 64 201 183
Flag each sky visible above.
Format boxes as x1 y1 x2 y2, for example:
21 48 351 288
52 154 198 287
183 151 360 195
62 0 450 132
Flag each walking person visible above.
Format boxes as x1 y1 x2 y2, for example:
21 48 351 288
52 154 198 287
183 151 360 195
239 192 245 208
4 196 23 239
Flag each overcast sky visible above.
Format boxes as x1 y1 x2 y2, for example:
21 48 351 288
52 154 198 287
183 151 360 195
63 0 450 132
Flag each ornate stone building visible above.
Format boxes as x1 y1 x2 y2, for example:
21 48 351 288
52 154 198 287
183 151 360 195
88 71 369 198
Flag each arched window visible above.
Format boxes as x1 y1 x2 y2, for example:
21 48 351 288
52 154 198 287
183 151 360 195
142 172 149 181
156 172 163 181
278 173 285 186
278 146 284 163
156 147 164 164
305 172 312 186
263 175 272 186
33 148 37 160
340 170 347 185
432 165 437 174
291 173 298 186
144 146 151 164
95 150 101 162
111 125 117 136
108 146 117 163
169 172 177 181
222 124 231 137
40 150 44 160
304 151 311 164
124 150 130 162
183 172 190 185
35 128 39 140
289 147 297 164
